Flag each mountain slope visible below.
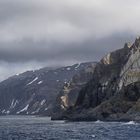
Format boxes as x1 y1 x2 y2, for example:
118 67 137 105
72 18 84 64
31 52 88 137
51 63 96 119
0 62 94 115
52 37 140 122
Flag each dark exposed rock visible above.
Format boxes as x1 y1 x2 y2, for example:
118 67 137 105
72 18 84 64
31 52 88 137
51 62 96 118
51 37 140 122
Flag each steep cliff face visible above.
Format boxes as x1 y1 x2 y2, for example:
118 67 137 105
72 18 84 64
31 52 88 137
51 63 96 118
75 44 130 108
119 39 140 88
51 37 140 121
0 63 93 115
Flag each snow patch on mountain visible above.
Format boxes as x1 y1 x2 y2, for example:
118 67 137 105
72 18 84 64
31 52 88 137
31 108 40 114
75 63 81 69
38 81 43 84
10 99 19 109
27 77 38 85
45 108 48 111
67 67 71 70
17 104 29 114
40 99 46 105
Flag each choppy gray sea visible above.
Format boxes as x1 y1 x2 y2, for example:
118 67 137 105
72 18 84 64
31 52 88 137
0 116 140 140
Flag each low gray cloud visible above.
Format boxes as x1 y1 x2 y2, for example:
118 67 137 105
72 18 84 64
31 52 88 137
0 33 135 62
0 0 140 81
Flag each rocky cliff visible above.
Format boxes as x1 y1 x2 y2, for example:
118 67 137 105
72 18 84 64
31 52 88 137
51 37 140 122
0 62 93 115
51 62 96 118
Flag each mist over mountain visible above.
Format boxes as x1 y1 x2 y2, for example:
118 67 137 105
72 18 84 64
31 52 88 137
0 0 140 81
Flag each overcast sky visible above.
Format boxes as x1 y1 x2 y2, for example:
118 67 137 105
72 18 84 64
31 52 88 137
0 0 140 81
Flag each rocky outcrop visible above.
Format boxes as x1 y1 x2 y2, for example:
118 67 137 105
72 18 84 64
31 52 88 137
0 62 93 116
51 63 96 119
51 37 140 122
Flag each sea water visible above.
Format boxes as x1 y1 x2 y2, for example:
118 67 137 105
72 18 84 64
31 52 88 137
0 116 140 140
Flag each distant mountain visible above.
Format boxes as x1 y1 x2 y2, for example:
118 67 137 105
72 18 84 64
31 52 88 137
0 62 95 115
51 37 140 122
